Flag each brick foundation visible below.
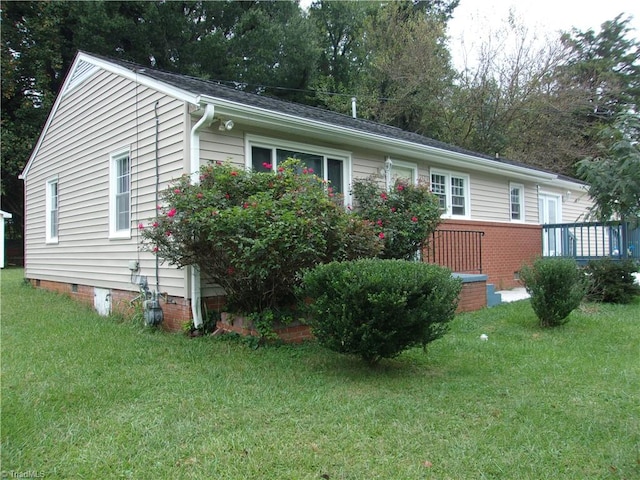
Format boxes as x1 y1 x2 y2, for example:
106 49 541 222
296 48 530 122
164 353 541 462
216 312 312 343
435 220 541 290
28 278 196 332
29 273 490 341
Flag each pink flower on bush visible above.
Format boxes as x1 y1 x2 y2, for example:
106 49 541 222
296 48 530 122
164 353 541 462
152 246 159 252
230 171 238 176
152 221 159 227
376 219 383 226
196 193 204 199
243 202 249 209
378 232 385 239
391 207 397 212
138 223 144 230
174 188 181 194
167 208 177 218
225 193 230 199
397 184 405 191
411 216 418 222
166 231 172 236
262 162 272 169
380 192 388 200
278 167 285 173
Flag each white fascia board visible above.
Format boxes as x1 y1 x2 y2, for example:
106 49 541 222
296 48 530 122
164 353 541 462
199 95 558 183
540 177 589 190
76 52 199 104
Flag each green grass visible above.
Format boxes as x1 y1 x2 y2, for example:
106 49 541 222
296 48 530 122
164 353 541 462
2 268 639 479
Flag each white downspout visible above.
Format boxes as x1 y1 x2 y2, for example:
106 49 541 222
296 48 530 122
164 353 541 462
189 104 215 328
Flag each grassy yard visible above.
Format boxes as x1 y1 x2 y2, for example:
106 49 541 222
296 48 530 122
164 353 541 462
1 268 639 479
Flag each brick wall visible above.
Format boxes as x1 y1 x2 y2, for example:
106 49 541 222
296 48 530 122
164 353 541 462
29 274 489 339
29 279 194 331
434 220 541 290
457 280 486 313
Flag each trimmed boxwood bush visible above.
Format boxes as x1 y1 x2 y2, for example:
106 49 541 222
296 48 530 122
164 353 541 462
519 257 587 327
299 259 462 364
585 258 640 304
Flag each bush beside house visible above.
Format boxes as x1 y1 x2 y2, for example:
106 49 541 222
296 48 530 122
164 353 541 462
299 259 462 364
142 160 447 338
519 257 587 327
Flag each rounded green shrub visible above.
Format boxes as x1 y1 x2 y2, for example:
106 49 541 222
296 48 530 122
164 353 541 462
299 259 462 364
585 258 640 303
519 257 587 327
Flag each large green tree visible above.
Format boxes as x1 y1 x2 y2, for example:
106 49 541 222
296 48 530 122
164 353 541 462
1 0 317 241
443 14 639 177
558 15 640 124
577 113 640 221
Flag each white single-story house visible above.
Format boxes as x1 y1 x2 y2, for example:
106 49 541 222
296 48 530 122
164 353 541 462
20 51 594 330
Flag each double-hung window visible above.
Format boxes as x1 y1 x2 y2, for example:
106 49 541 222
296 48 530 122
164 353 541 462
510 183 524 222
46 178 59 243
246 135 350 201
430 169 470 218
109 149 131 238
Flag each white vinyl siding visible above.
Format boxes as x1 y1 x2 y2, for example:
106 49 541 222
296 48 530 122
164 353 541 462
110 150 131 238
45 178 59 243
510 183 524 222
23 68 188 296
430 169 470 218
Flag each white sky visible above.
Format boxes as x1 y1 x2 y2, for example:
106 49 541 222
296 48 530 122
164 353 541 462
448 0 640 69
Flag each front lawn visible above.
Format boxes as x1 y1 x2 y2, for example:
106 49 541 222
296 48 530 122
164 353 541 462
2 268 639 479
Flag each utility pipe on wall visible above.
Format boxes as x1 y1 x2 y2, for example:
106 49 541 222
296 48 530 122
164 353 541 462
189 104 216 328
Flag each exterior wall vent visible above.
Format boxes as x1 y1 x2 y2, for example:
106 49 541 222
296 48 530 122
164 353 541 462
64 60 99 95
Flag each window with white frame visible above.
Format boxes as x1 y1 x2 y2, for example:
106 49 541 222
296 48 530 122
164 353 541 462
45 178 59 243
390 160 418 185
246 136 350 198
430 169 470 217
510 183 524 222
109 149 131 238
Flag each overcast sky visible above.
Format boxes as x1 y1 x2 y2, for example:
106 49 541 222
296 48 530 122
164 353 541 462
448 0 639 68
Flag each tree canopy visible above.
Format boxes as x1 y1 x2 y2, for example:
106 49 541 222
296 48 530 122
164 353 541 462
2 0 638 241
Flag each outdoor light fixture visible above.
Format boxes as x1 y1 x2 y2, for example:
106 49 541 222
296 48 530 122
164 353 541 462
219 119 234 131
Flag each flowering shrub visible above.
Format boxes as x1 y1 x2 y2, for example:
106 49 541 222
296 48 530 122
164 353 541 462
351 177 442 260
141 159 383 316
299 259 462 364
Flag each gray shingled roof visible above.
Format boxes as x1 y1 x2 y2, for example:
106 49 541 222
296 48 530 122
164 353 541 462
89 52 583 182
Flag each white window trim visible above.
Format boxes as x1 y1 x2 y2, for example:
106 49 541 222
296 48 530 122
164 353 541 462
45 177 59 244
509 182 525 223
430 168 471 219
245 134 352 205
109 148 132 239
389 159 418 185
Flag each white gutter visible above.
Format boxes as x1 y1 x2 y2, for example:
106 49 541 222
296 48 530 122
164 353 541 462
189 104 215 328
